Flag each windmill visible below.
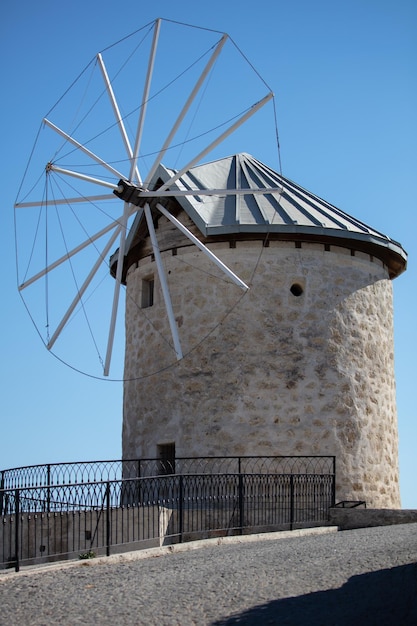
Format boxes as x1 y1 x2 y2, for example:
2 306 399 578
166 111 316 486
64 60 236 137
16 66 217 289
14 18 281 380
14 19 408 508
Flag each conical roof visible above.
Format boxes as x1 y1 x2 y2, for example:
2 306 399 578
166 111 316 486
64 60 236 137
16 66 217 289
124 153 407 279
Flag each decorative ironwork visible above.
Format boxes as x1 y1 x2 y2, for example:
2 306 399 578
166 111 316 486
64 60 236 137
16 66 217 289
1 457 335 572
1 456 335 490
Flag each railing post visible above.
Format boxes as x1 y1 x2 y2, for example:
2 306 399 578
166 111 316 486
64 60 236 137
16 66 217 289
46 464 51 513
0 471 4 516
178 475 183 543
290 475 294 531
238 461 244 535
135 460 142 505
106 482 111 557
331 456 336 507
15 489 20 573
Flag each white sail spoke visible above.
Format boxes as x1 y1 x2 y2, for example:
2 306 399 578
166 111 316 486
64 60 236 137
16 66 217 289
130 18 161 181
144 203 183 360
145 33 228 187
47 164 118 189
97 53 142 185
104 271 123 377
156 203 248 291
19 218 123 291
103 200 131 376
156 92 274 193
132 187 283 201
47 225 122 351
15 194 115 209
43 118 125 180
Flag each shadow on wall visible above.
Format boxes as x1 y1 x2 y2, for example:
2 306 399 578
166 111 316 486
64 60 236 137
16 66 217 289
213 563 417 625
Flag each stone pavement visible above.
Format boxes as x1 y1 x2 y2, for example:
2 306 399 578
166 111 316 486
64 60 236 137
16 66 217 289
1 524 416 625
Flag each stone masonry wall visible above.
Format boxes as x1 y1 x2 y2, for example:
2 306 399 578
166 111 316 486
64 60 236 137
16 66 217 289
122 233 400 508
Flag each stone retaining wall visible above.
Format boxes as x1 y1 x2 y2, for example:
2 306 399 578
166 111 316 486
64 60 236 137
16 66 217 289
329 508 417 530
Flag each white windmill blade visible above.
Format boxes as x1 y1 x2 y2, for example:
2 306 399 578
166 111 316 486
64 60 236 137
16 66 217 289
46 164 118 189
133 187 283 200
130 18 161 181
144 32 229 188
15 194 115 209
98 44 163 374
155 203 249 291
47 225 122 351
43 118 126 180
97 52 142 185
104 200 130 376
117 180 283 209
143 203 183 360
18 217 124 291
154 92 274 194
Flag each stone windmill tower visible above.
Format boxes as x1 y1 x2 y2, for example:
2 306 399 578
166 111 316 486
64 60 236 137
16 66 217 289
114 153 407 508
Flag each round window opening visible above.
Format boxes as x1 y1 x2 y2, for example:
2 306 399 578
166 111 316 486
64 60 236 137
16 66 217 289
290 283 304 297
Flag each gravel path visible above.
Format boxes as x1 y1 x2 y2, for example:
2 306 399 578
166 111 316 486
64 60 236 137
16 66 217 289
1 524 417 625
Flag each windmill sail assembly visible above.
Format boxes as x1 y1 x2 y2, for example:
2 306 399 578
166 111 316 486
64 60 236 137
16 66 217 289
15 18 278 378
15 19 407 507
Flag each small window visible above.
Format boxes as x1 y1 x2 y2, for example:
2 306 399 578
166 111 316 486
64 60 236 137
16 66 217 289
141 277 154 308
157 442 175 475
290 283 304 297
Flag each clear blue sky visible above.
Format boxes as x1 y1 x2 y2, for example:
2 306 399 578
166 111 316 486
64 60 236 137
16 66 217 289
1 1 416 507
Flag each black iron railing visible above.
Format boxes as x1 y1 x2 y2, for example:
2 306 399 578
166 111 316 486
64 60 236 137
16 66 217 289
1 457 335 572
1 472 334 572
